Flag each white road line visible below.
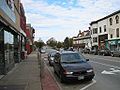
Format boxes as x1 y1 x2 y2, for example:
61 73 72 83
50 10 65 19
90 61 120 69
85 55 120 63
93 57 120 63
45 62 62 90
80 79 96 90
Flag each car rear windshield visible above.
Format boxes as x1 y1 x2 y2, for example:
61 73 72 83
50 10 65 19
61 53 85 63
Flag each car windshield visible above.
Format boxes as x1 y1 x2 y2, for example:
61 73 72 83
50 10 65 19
61 53 85 63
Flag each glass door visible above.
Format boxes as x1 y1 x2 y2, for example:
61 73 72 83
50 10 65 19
0 27 4 74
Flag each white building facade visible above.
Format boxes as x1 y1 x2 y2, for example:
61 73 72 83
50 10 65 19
90 10 120 50
73 30 91 51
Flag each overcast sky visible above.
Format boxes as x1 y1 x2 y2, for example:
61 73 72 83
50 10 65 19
21 0 120 42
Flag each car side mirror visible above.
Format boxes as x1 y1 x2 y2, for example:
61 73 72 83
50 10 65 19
54 60 59 64
86 59 89 61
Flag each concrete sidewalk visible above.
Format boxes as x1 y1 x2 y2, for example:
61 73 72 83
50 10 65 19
0 52 41 90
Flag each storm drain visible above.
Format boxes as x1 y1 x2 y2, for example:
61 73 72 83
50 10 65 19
0 85 26 90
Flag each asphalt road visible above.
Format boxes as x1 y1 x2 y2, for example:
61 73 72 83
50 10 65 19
43 49 120 90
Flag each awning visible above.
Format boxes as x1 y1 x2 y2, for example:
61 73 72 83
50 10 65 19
20 28 26 37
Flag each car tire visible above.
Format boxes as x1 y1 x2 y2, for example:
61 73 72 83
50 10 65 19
87 78 93 81
60 74 65 83
53 66 56 74
111 54 114 57
103 53 105 56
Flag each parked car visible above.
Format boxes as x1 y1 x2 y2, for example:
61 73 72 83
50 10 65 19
90 49 98 55
82 48 90 54
39 48 46 53
53 51 95 83
111 49 120 57
48 51 57 66
98 48 111 56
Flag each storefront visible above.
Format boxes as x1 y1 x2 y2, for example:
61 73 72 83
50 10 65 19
0 25 4 74
106 39 120 51
0 22 20 74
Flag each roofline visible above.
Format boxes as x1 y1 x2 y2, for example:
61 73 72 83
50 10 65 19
90 10 120 25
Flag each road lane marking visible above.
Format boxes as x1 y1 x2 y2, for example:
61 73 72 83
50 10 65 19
79 79 96 90
85 55 120 63
101 70 115 74
93 57 120 63
90 61 120 69
101 68 120 75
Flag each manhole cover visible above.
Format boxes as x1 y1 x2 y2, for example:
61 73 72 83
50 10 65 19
0 85 26 90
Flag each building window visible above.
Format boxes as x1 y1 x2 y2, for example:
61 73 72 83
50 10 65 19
93 37 97 43
0 29 4 64
93 28 98 34
4 31 14 65
6 0 14 11
104 25 106 32
91 30 92 35
116 28 119 37
115 15 119 24
110 34 113 38
99 27 102 33
109 18 113 25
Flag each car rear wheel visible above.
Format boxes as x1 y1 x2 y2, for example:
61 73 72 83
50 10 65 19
86 78 93 81
60 74 65 83
103 53 105 56
111 53 114 57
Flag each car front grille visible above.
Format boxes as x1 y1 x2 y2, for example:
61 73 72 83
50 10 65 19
73 71 87 76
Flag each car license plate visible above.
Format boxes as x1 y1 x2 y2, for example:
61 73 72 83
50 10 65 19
78 76 84 80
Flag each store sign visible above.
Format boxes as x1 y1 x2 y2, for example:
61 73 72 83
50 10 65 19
109 41 116 45
0 0 16 22
118 40 120 44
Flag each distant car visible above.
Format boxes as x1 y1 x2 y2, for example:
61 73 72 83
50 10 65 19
82 48 90 54
111 49 120 57
98 48 111 56
41 49 46 53
48 51 57 66
90 49 98 55
53 51 95 83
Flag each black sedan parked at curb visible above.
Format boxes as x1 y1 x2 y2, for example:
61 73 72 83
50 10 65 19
53 51 95 83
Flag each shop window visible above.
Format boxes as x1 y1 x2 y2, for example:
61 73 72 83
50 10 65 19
116 28 119 37
115 15 119 24
109 18 112 25
104 25 106 32
0 29 4 63
4 31 14 65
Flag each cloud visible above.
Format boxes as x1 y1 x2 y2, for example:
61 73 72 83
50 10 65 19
21 0 120 42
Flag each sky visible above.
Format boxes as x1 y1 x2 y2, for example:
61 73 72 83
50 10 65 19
21 0 120 42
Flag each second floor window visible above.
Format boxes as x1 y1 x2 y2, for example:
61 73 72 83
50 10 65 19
104 25 106 32
116 28 119 37
93 37 97 43
93 28 98 34
99 27 102 33
110 34 113 38
115 15 119 24
109 18 112 25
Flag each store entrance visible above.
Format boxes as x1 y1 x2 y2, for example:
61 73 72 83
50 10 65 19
0 27 5 74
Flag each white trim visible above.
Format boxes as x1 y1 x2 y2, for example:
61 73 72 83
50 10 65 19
20 28 26 37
